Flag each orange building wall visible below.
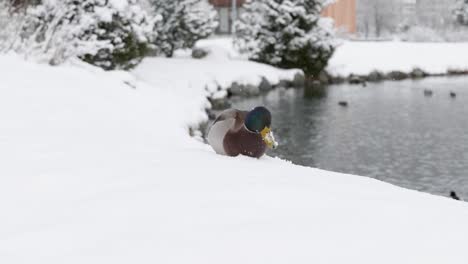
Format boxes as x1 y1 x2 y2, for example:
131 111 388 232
322 0 356 34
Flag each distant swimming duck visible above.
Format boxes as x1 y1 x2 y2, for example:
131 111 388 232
338 101 349 107
450 191 460 201
207 106 278 158
424 89 433 97
450 91 457 98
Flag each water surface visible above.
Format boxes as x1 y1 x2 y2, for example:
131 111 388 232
231 77 468 198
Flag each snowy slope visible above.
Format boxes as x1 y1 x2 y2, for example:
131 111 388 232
1 52 468 264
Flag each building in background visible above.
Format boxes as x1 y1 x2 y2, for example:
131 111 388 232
209 0 246 34
210 0 356 35
322 0 357 34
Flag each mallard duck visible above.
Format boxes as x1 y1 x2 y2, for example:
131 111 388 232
207 106 278 158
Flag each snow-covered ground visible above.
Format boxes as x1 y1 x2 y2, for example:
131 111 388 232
327 41 468 76
1 40 468 263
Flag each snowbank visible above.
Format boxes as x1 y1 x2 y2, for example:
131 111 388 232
1 49 468 264
132 55 299 127
327 41 468 76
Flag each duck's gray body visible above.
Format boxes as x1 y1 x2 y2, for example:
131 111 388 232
207 109 267 158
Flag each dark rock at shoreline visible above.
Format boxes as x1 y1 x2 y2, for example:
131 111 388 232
226 89 233 98
348 74 366 85
192 48 209 59
209 97 231 110
278 79 293 88
259 77 273 92
228 82 243 95
318 71 331 84
246 84 260 96
367 70 385 82
293 72 306 87
228 82 260 96
387 71 409 81
207 111 217 120
411 68 427 79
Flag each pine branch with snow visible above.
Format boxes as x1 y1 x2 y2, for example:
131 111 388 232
234 0 336 77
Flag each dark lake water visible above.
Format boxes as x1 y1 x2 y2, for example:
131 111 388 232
231 77 468 199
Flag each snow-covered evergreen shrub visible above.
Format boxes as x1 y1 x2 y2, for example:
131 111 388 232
77 0 158 69
150 0 218 57
0 1 26 52
454 0 468 25
5 0 158 70
234 0 336 77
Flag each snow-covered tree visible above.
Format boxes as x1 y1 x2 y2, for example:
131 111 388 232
4 0 158 69
150 0 218 57
77 0 158 69
6 0 41 9
453 0 468 25
0 1 22 52
234 0 336 77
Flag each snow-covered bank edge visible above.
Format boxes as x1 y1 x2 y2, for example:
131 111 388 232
132 56 303 141
322 66 468 87
196 38 468 86
325 41 468 85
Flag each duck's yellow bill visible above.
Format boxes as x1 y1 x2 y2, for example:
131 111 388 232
261 127 279 149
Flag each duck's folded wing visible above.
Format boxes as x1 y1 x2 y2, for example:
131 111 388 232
207 109 247 155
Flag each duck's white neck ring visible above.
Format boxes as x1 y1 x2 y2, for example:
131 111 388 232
244 124 259 134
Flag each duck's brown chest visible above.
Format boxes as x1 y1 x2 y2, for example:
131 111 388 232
223 129 267 158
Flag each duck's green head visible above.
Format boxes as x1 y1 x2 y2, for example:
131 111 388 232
245 106 278 149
